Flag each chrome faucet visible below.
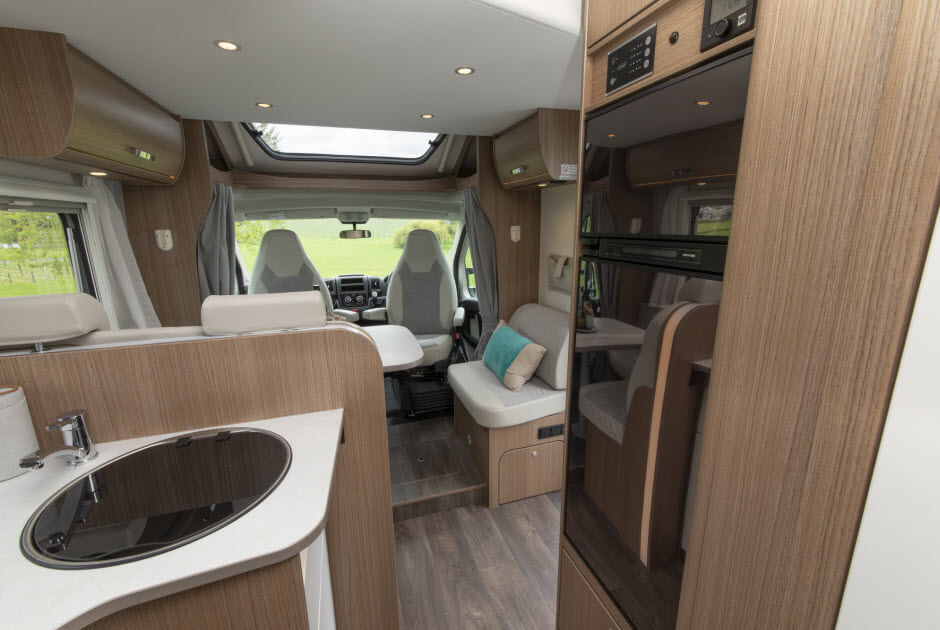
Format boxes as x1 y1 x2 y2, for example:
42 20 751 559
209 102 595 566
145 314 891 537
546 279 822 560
20 410 98 469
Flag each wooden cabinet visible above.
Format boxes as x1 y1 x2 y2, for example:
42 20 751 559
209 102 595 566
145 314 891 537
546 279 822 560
497 440 564 504
0 27 183 184
587 0 657 48
493 108 579 189
558 547 625 630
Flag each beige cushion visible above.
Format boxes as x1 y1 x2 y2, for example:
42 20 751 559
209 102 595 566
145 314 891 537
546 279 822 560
0 293 109 348
492 320 547 392
201 291 327 336
448 360 565 429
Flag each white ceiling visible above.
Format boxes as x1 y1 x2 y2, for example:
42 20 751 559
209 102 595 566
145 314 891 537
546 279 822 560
0 0 583 136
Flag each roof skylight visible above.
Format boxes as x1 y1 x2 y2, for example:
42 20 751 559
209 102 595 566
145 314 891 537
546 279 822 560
245 123 443 163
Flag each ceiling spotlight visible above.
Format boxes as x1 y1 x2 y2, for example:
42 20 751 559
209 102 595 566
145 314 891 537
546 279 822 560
696 100 711 106
607 133 616 138
696 181 707 186
255 102 273 109
455 67 475 75
420 113 434 119
537 183 548 188
88 171 108 177
214 40 241 52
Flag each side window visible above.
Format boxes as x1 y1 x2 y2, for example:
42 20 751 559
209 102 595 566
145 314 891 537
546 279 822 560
464 246 476 297
0 209 91 297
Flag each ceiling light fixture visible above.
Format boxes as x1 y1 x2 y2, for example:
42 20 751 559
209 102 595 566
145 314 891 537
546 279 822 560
537 183 548 188
455 67 475 75
88 171 108 177
419 113 434 119
213 40 241 52
607 133 616 138
696 100 711 106
696 181 708 186
255 102 273 109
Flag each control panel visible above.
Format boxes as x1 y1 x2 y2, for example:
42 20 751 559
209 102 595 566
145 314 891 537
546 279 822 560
326 274 387 312
606 24 657 96
701 0 756 52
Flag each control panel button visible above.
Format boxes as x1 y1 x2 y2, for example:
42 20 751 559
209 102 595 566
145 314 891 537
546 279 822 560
712 18 732 38
343 295 352 304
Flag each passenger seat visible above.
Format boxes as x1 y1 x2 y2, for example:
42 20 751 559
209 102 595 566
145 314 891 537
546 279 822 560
385 229 461 367
249 229 358 321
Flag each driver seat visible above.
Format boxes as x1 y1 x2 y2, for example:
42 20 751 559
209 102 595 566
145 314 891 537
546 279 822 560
248 229 334 315
386 229 458 367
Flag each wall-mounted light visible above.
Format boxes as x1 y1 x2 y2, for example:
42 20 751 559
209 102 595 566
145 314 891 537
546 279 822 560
696 181 708 186
214 40 241 52
88 171 108 177
696 100 711 107
538 183 548 188
455 67 475 75
255 102 273 109
607 133 616 138
419 113 434 119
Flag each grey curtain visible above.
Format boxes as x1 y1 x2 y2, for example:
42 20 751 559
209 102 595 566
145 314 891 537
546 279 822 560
464 188 499 359
197 183 238 299
585 189 620 318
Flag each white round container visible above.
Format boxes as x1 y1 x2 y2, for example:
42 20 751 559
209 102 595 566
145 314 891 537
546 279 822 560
0 385 40 481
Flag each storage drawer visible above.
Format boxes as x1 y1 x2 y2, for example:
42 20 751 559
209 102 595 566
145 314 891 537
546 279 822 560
558 549 623 630
497 440 563 504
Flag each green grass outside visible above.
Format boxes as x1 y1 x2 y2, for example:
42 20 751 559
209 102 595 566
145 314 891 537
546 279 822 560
238 219 457 278
240 235 407 278
0 275 76 297
695 220 732 237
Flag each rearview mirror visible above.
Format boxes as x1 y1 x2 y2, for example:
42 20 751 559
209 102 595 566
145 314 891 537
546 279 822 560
339 229 371 239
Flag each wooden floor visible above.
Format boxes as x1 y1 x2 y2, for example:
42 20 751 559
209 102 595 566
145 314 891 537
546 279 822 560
388 416 487 521
395 492 562 629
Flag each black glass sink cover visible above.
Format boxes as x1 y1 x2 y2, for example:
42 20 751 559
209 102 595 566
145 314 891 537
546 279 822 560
21 428 291 569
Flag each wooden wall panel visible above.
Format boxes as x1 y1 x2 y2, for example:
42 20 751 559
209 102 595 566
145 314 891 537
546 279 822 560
123 119 213 326
477 136 541 320
586 0 656 48
88 556 308 630
0 28 73 157
0 326 399 630
677 1 940 628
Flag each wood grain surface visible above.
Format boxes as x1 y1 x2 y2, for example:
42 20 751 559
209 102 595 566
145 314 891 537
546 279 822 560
396 492 561 629
586 0 657 48
87 556 308 630
677 1 940 628
0 28 73 158
477 137 541 320
123 119 212 326
0 325 399 629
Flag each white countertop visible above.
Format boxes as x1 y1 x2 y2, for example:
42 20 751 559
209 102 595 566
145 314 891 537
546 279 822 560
0 410 344 630
363 325 424 372
575 317 645 352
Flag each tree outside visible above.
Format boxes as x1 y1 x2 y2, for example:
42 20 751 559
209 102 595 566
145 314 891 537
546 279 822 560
0 211 77 297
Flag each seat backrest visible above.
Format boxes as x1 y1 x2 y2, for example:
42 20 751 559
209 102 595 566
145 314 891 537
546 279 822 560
201 291 327 336
386 229 457 335
0 293 111 349
508 303 570 390
248 229 333 314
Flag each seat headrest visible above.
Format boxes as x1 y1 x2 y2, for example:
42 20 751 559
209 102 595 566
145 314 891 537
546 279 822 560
677 278 723 303
201 291 327 336
254 229 311 276
0 293 109 348
400 229 446 273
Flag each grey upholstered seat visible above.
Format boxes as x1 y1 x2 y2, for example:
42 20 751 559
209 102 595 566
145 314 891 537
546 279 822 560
582 278 723 443
248 229 334 316
386 229 457 367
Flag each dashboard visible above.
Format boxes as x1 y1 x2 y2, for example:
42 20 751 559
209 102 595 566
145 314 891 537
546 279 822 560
323 274 388 314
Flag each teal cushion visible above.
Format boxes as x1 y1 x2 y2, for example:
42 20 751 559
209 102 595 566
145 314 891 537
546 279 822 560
482 323 547 391
484 325 533 380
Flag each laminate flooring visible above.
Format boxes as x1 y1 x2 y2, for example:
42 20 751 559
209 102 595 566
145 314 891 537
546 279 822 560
395 492 562 629
388 416 487 521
